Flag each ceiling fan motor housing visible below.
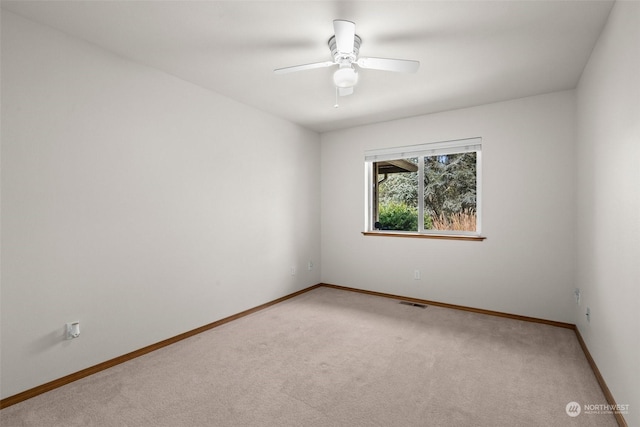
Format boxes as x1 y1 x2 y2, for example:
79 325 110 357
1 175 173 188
328 34 361 65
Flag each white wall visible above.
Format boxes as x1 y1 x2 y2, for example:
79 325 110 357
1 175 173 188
0 11 321 399
321 91 576 323
575 1 640 424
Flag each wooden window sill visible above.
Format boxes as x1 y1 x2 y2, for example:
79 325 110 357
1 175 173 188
362 231 486 241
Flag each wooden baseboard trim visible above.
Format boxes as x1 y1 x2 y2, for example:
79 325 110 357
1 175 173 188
574 328 628 427
319 283 575 329
0 284 323 409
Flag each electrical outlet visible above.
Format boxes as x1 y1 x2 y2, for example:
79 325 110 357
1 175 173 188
586 307 591 323
414 270 421 280
65 322 80 340
308 261 313 271
574 288 581 305
290 267 296 276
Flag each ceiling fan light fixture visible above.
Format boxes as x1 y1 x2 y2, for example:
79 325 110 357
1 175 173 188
333 67 358 88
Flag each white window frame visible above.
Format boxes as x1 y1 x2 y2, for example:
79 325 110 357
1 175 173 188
364 137 482 237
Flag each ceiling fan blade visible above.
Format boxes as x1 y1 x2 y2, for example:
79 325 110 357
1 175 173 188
333 20 356 54
356 57 420 73
274 61 335 74
338 87 354 97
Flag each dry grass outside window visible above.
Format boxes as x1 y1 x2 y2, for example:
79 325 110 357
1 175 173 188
431 210 476 231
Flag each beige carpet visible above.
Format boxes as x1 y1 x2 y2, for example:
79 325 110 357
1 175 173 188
1 287 617 426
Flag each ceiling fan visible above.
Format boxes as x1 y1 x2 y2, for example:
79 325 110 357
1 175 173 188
274 20 420 99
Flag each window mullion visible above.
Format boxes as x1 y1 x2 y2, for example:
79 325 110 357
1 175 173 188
418 156 425 233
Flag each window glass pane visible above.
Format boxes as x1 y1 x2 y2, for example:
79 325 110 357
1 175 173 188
423 152 477 232
375 158 419 232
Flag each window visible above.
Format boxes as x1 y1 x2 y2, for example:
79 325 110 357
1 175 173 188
364 138 482 238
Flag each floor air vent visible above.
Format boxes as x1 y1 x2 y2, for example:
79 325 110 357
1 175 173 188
399 301 427 309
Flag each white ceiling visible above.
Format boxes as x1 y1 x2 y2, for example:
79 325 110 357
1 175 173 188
2 0 614 133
